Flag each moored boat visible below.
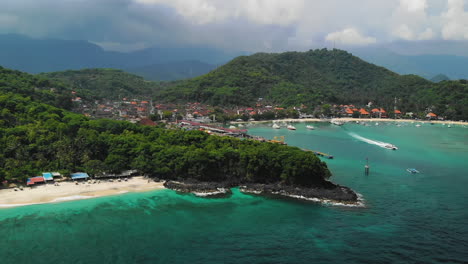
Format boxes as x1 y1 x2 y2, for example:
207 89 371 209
330 120 344 126
272 123 280 129
306 125 315 130
287 125 296 130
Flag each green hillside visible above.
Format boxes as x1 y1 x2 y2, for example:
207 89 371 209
160 49 467 120
41 68 164 99
0 67 331 187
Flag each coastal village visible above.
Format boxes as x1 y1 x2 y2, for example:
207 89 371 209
72 95 444 125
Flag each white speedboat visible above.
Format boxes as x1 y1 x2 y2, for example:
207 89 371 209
384 144 398 150
272 123 280 129
287 125 296 130
330 120 344 126
415 124 421 127
306 125 315 130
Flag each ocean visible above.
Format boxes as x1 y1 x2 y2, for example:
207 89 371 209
1 122 467 263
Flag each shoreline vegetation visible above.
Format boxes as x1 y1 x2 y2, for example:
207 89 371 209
231 117 467 126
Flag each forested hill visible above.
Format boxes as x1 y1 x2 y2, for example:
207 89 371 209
161 49 468 120
0 66 73 110
0 67 332 189
40 68 164 99
162 49 429 107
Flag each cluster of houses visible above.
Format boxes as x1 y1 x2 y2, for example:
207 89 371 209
26 172 90 186
24 170 141 187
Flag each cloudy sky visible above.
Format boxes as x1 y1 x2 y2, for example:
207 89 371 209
1 0 468 54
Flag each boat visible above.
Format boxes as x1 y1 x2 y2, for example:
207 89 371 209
306 125 315 130
272 123 280 129
229 125 236 129
406 168 420 174
238 124 244 128
330 120 344 126
448 124 452 128
287 125 296 130
415 124 421 127
384 144 398 150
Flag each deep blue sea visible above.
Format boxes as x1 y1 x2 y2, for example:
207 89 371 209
1 122 467 264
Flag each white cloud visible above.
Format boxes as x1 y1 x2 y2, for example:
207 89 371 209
399 0 428 12
134 0 304 25
325 27 376 45
441 0 468 40
418 27 434 40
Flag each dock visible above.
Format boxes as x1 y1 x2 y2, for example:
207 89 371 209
302 149 334 159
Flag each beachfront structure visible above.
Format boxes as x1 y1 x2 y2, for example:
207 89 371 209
426 112 437 120
27 176 46 186
70 172 90 180
95 170 138 179
52 172 62 178
42 172 54 181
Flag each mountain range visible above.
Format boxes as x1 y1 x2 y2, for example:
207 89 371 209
0 34 236 80
1 34 468 82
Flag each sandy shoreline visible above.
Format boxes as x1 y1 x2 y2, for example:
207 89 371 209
0 176 166 208
232 118 467 126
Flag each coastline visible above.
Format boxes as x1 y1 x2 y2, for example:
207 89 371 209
164 180 362 207
0 176 165 208
231 118 467 126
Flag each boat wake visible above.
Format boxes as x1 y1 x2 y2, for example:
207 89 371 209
348 132 398 150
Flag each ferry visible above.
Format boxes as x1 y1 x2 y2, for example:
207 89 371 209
407 168 420 174
272 123 280 129
384 144 398 150
306 125 315 130
287 125 296 130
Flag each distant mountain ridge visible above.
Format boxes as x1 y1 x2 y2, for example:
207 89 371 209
350 47 468 80
0 34 239 80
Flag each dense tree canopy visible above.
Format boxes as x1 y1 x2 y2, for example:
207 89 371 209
0 68 331 186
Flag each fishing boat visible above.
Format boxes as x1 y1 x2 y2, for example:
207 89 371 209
384 144 398 150
287 125 296 130
306 125 315 130
272 123 280 129
406 168 420 174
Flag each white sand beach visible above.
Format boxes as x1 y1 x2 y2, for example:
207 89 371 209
0 176 165 208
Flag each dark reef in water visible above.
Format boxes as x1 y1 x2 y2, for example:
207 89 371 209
163 180 359 204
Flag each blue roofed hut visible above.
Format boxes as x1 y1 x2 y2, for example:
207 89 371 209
70 172 90 181
42 172 54 181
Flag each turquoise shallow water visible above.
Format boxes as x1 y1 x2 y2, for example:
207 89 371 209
1 122 467 263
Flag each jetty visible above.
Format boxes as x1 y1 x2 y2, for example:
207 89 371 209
302 148 334 159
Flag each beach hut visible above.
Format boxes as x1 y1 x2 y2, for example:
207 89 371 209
426 113 437 120
27 176 45 186
70 172 90 181
42 172 54 181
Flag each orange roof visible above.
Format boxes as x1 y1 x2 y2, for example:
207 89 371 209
394 110 402 114
427 112 437 117
359 108 370 115
345 108 354 114
250 111 256 115
141 101 149 104
131 101 137 105
371 108 380 113
379 108 386 113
